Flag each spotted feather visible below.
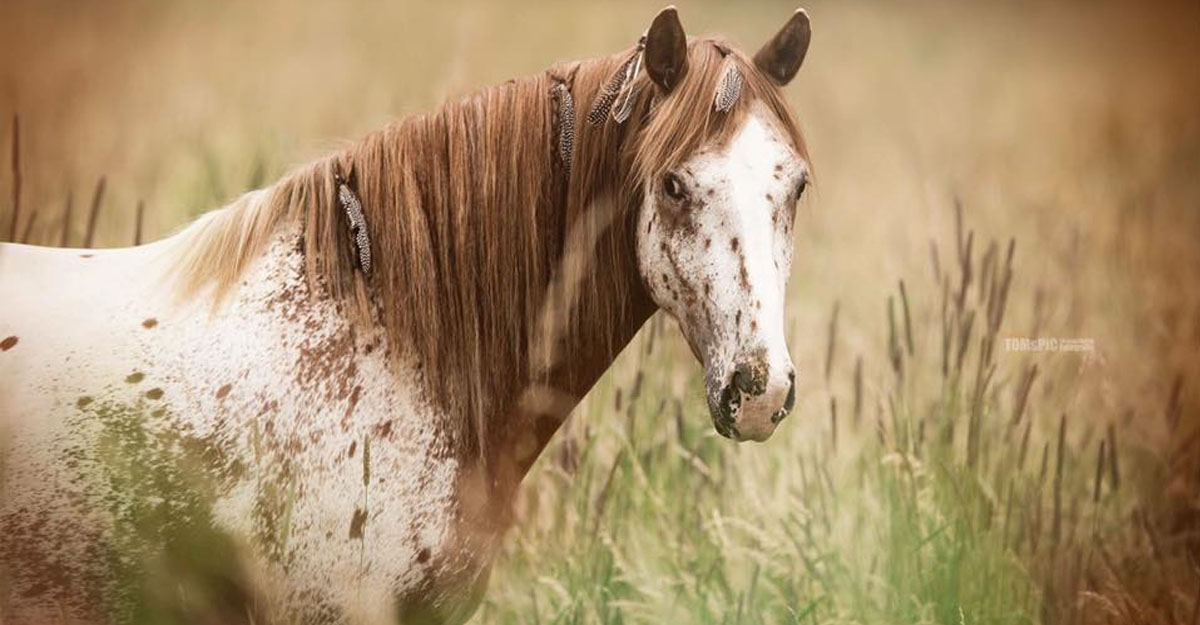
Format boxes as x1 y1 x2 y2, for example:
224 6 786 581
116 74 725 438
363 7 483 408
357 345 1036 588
714 61 744 113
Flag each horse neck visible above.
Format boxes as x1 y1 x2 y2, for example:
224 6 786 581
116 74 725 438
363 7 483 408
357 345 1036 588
477 199 657 511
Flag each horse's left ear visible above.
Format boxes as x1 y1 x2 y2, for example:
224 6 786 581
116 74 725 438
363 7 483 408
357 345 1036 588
754 8 811 86
644 6 689 93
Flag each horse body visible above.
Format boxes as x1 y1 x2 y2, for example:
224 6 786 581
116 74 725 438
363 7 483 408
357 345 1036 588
1 207 483 624
1 7 813 624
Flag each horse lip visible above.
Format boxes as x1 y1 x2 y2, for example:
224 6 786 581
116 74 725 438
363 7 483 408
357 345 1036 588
712 416 739 440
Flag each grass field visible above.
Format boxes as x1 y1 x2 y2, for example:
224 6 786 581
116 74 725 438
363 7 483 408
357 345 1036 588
3 0 1200 623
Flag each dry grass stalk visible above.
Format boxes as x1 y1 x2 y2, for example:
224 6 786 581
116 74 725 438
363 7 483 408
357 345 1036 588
1107 422 1120 492
853 356 863 427
966 354 995 468
1094 440 1106 503
1018 418 1033 471
591 449 625 536
84 176 106 248
988 239 1015 334
979 240 997 307
956 231 974 315
1052 413 1067 557
928 238 942 283
887 295 903 382
825 300 839 383
955 310 975 377
954 197 964 268
8 114 21 243
899 280 914 357
1010 364 1040 429
941 276 951 379
830 396 838 452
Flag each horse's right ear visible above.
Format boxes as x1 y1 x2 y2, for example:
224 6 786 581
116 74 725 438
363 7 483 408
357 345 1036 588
644 6 688 93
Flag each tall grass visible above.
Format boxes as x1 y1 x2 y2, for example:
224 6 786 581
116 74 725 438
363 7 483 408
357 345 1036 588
472 200 1152 625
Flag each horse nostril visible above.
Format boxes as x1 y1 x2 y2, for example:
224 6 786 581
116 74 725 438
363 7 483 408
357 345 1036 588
731 361 767 396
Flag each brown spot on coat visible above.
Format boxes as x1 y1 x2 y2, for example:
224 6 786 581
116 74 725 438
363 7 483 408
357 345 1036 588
142 318 158 328
125 371 145 384
0 336 16 351
79 254 93 259
76 396 93 408
216 383 232 399
731 238 739 251
145 388 164 400
349 508 367 539
348 440 357 458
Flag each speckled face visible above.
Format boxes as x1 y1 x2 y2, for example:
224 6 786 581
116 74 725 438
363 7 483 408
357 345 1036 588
636 103 809 442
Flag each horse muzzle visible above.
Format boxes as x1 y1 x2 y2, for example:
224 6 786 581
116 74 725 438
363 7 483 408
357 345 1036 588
707 356 796 442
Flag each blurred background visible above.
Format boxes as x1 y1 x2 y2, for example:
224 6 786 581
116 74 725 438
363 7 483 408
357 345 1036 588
3 0 1200 623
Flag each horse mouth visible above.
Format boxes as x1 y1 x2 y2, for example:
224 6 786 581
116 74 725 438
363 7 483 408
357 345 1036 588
707 382 742 440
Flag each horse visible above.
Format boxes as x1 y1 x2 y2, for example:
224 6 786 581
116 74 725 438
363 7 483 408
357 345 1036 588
0 7 812 624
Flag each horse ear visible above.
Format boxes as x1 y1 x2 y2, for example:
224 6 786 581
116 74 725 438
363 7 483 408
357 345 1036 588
644 6 688 93
754 8 811 86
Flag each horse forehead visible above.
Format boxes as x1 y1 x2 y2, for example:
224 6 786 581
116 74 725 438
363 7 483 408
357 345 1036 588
693 111 799 188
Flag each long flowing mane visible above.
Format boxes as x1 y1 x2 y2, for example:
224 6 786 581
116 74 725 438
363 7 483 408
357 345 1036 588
169 37 808 459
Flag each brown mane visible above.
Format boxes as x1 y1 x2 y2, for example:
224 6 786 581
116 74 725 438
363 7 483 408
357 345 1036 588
170 37 808 459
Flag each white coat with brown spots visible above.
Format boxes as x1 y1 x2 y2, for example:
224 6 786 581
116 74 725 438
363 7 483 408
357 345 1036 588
0 211 481 624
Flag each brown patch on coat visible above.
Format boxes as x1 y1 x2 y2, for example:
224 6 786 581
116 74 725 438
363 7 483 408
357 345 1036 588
0 335 17 351
76 396 93 408
125 371 145 384
348 508 368 539
141 318 158 328
341 385 363 431
215 383 232 399
145 388 164 400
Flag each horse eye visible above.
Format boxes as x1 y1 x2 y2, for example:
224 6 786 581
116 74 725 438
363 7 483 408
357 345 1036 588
662 173 687 201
